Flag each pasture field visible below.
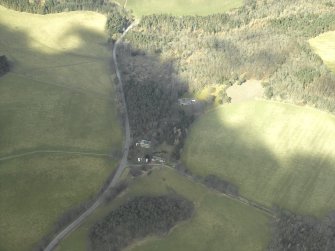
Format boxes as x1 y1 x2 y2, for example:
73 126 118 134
309 31 335 73
0 155 118 251
117 0 243 17
0 6 122 251
56 168 270 251
0 6 122 156
183 100 335 217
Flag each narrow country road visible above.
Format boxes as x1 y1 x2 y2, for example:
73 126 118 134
43 21 136 251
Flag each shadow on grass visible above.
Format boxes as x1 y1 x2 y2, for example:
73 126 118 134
1 11 335 251
183 103 335 218
0 18 124 251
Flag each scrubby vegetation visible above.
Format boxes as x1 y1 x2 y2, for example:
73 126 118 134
122 0 335 113
106 10 132 41
269 209 335 251
89 195 194 251
0 0 121 14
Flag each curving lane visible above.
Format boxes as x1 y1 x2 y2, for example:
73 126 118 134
43 21 136 251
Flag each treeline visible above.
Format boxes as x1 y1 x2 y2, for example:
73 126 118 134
0 0 119 14
0 55 10 77
106 9 132 41
203 175 239 197
271 13 335 38
89 195 194 251
123 0 335 113
268 209 335 251
138 13 246 34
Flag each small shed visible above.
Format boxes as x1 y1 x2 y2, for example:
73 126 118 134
136 140 151 149
152 156 165 164
178 98 196 106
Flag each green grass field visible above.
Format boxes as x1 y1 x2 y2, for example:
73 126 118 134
309 31 335 73
117 0 243 17
0 6 122 251
183 100 335 217
56 168 270 251
0 155 118 251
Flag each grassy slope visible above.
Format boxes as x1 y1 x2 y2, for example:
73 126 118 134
0 155 118 251
56 168 270 251
0 6 122 155
183 100 335 217
0 6 122 251
309 31 335 73
118 0 243 17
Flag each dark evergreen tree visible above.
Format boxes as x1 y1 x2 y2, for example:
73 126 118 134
0 55 10 76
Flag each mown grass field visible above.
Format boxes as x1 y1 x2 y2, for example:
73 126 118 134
183 100 335 217
56 168 270 251
0 6 122 251
309 31 335 73
117 0 243 17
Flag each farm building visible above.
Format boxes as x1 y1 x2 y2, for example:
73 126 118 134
178 98 196 106
136 140 151 148
152 156 165 163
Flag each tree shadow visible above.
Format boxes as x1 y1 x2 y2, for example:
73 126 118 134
182 102 335 218
0 15 124 251
116 42 191 149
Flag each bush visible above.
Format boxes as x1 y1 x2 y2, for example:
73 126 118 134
0 55 10 76
106 9 133 41
203 175 239 196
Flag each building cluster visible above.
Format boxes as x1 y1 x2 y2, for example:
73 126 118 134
135 140 165 164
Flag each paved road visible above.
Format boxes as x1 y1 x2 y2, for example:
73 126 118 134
43 22 136 251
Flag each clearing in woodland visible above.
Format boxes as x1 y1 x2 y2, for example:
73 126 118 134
116 0 243 17
309 31 335 73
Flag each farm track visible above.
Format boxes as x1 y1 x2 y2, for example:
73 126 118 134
155 164 277 218
181 172 276 217
0 150 112 162
43 21 136 251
